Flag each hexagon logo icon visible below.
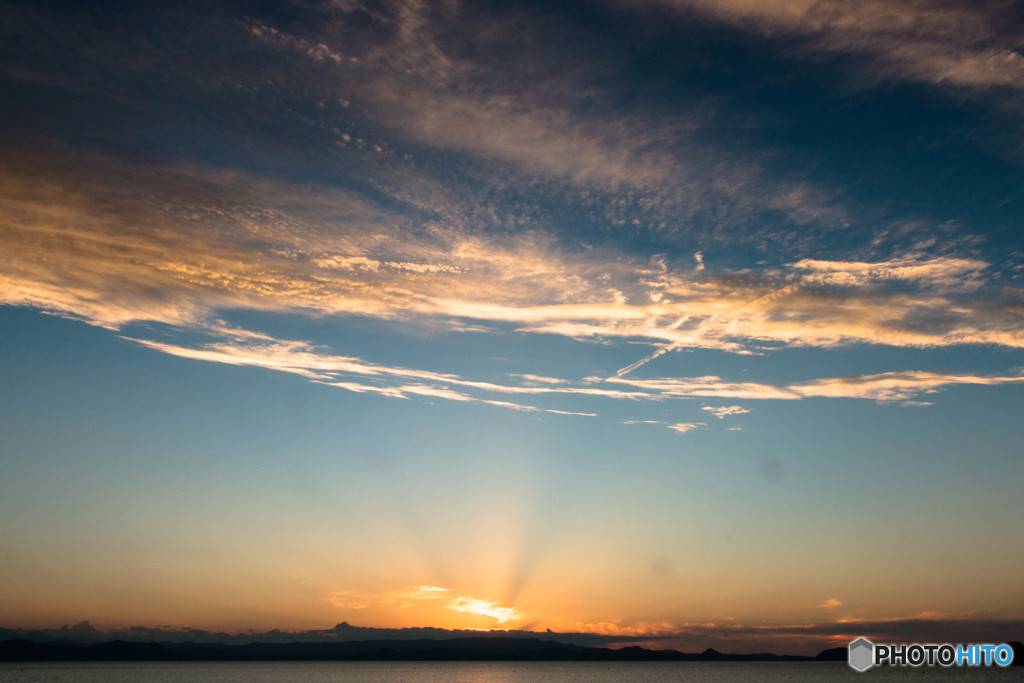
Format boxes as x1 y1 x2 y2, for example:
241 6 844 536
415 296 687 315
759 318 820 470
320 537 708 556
848 637 875 672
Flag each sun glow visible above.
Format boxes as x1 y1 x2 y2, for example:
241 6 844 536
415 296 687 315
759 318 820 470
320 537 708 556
446 596 523 624
325 585 526 627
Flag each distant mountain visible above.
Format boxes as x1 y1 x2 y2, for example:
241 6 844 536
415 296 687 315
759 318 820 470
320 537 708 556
0 621 647 648
4 630 1019 665
0 636 845 662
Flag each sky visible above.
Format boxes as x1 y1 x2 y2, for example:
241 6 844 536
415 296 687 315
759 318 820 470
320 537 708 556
1 0 1023 656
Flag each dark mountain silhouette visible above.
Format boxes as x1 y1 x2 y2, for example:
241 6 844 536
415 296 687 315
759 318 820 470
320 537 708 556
814 647 848 661
0 636 852 662
0 621 647 648
2 626 1018 665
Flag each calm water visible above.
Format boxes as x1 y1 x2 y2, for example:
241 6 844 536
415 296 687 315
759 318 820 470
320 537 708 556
1 661 1021 682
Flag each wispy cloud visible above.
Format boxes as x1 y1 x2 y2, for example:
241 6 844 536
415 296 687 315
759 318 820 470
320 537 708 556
325 591 372 610
702 406 750 419
2 8 1023 425
233 0 859 243
614 370 1024 404
662 612 1024 641
792 255 989 289
10 150 1019 363
662 0 1024 90
790 370 1024 402
124 336 597 416
117 329 1024 415
610 377 801 401
667 422 704 433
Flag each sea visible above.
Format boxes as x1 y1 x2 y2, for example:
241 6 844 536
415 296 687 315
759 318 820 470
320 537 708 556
1 661 1022 682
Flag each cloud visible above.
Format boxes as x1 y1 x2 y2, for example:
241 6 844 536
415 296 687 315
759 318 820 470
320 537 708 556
666 613 1023 641
232 0 859 243
244 4 674 195
123 333 604 416
446 597 523 624
661 0 1024 90
791 256 988 290
118 330 1024 415
611 377 801 400
820 598 842 609
790 370 1024 402
326 585 525 626
326 591 372 610
622 612 1024 656
3 90 1023 369
615 370 1024 404
702 405 750 419
556 620 682 638
1 35 1023 425
126 342 528 412
512 374 569 385
667 422 704 433
379 586 455 607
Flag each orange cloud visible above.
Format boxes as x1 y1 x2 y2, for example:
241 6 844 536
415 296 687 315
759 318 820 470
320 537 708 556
326 585 525 627
446 597 523 624
5 150 1023 361
4 147 1024 424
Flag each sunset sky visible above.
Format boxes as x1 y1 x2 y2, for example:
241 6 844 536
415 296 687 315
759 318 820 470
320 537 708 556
1 0 1023 654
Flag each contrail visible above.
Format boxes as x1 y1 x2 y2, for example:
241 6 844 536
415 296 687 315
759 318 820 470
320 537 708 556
613 284 799 377
613 314 690 377
614 345 670 377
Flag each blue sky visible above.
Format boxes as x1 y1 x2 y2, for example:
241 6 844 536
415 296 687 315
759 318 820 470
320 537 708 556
1 0 1022 654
